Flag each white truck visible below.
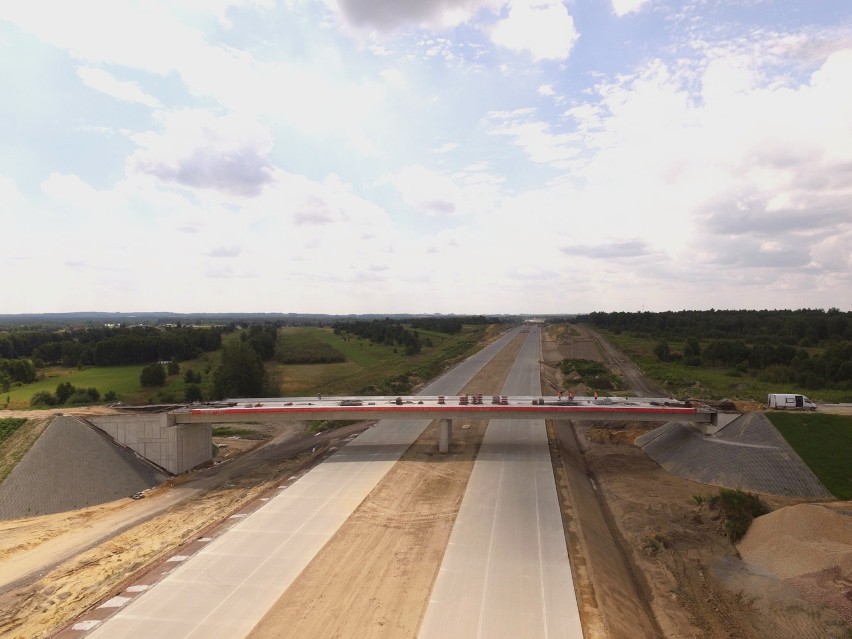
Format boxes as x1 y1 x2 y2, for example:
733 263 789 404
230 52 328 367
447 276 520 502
767 393 817 411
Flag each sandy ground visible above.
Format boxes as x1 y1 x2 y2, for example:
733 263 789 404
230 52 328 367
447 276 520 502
0 326 850 638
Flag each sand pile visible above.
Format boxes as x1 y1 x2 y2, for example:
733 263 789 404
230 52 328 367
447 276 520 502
738 503 852 579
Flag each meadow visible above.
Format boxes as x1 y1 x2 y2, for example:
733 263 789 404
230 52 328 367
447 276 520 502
269 325 486 396
598 330 850 403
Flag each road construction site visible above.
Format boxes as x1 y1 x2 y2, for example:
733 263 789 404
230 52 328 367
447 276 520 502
0 324 849 638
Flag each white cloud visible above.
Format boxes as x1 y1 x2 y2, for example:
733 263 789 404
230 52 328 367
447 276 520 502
0 2 204 75
489 0 579 61
76 66 161 108
558 39 852 278
611 0 652 17
487 111 581 167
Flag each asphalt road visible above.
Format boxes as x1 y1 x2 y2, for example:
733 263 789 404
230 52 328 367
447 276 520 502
82 327 525 639
419 327 582 638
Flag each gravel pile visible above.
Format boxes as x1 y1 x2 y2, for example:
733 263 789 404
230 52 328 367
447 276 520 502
0 416 166 519
737 503 852 580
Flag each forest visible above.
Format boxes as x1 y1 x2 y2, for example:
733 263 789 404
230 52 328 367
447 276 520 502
578 309 852 389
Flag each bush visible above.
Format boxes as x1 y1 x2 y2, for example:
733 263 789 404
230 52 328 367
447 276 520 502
31 390 58 406
140 363 167 387
66 387 100 405
707 488 769 542
56 381 74 403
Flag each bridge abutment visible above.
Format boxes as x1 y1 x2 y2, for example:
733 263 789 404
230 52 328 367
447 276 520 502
89 414 212 474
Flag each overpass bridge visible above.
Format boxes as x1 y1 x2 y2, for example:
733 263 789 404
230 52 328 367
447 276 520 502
176 394 716 425
87 395 720 474
174 395 719 454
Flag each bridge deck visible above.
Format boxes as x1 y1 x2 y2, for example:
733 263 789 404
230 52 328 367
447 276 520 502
173 395 716 424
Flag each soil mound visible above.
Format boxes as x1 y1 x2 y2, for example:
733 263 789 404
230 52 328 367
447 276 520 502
738 503 852 579
635 414 833 498
0 416 166 520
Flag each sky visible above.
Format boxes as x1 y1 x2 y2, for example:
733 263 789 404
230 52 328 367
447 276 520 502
1 0 851 315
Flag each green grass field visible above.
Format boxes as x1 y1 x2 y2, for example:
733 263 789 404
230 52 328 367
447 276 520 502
766 412 852 500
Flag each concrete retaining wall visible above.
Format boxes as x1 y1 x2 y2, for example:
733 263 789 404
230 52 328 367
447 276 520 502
90 414 211 474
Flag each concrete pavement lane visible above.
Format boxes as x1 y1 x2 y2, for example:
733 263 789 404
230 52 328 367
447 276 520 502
419 328 582 638
82 327 522 638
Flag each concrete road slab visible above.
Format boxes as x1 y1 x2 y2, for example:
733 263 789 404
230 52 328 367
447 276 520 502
419 327 582 639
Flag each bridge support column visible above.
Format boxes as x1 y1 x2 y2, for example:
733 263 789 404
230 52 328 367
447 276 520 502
438 418 452 454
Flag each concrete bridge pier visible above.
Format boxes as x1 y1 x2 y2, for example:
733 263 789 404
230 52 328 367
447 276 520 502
438 418 452 453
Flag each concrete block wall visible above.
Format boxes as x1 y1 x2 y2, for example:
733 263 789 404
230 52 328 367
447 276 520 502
90 414 212 474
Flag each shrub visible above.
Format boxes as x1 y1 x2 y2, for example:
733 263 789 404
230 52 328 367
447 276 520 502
707 488 769 542
140 363 167 387
31 390 59 406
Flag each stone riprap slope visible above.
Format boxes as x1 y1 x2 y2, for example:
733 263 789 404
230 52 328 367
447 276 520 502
635 412 833 498
0 416 166 520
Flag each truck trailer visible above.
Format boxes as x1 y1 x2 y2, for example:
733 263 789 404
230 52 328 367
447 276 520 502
767 393 817 411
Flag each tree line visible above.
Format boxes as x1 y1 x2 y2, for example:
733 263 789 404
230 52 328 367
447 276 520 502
578 308 852 345
0 325 222 368
408 316 493 334
0 358 37 390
